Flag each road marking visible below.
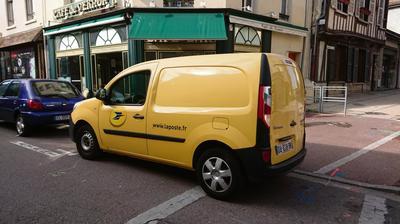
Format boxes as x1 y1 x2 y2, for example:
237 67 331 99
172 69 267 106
10 141 77 160
126 186 206 224
358 195 387 224
315 131 400 174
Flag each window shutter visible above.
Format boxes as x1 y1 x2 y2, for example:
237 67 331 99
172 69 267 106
377 0 385 26
369 0 376 23
348 0 355 15
331 0 337 9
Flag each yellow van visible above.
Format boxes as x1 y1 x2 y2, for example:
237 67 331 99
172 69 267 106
70 53 306 199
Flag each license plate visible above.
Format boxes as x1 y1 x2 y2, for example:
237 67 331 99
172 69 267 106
54 115 70 121
275 140 294 155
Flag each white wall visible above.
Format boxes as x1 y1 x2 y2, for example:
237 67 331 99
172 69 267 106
388 7 400 34
0 0 44 36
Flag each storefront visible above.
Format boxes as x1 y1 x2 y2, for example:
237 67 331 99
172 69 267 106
44 7 308 92
0 27 46 81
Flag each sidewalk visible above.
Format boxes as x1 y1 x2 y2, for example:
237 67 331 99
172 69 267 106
308 89 400 120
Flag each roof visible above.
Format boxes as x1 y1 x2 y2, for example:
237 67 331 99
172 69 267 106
0 27 43 49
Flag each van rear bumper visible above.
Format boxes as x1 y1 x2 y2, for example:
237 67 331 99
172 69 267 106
236 147 306 181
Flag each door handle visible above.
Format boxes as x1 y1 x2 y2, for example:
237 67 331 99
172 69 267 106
290 120 297 127
133 114 145 120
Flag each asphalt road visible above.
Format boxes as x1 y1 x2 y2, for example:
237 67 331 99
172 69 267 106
0 120 399 224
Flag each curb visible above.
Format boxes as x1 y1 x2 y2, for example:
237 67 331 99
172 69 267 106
293 170 400 195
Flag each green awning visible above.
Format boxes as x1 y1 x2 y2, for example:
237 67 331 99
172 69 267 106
129 13 227 40
44 14 125 36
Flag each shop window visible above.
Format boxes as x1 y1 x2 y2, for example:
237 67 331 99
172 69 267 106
59 35 80 50
234 26 261 46
145 52 157 61
7 0 14 26
25 0 34 21
90 25 127 47
109 71 151 105
163 0 194 7
56 33 82 51
234 26 261 52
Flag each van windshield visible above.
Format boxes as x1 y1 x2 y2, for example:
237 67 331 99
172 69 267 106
32 81 80 99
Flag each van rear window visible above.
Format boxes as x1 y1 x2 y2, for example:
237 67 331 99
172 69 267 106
32 81 79 99
155 67 249 108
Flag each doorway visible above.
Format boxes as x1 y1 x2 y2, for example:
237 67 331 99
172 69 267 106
93 52 123 89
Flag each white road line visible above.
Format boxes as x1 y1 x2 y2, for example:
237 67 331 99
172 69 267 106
126 186 206 224
358 195 388 224
10 141 77 160
315 131 400 174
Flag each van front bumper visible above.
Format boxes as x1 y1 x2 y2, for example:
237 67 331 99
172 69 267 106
236 147 306 181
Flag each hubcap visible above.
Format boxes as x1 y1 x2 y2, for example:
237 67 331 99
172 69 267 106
80 131 94 151
16 117 24 134
202 157 232 193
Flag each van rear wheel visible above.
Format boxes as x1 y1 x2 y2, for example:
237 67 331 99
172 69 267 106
196 148 244 200
76 124 102 160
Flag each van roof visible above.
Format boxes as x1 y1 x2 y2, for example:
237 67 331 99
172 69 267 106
136 53 291 68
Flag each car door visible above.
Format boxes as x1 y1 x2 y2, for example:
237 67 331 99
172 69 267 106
2 81 20 122
98 63 157 156
0 80 12 120
269 58 303 165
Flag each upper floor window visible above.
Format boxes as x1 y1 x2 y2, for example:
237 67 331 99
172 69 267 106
163 0 194 7
337 0 349 13
360 0 371 21
6 0 14 26
243 0 253 11
25 0 34 21
280 0 290 21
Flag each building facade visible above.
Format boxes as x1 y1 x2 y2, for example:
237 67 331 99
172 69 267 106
42 0 312 92
386 0 400 89
311 0 389 92
0 0 46 81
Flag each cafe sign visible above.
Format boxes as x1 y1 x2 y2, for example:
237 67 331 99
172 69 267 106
54 0 118 20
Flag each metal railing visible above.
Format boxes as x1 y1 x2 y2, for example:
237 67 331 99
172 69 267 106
310 85 348 116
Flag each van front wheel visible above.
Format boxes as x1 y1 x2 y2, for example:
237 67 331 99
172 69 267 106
76 124 102 160
196 148 244 200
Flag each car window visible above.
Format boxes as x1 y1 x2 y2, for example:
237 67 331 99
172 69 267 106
4 82 20 97
32 81 79 99
0 81 11 96
109 70 151 105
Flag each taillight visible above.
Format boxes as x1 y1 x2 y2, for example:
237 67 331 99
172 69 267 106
27 99 44 111
258 86 272 128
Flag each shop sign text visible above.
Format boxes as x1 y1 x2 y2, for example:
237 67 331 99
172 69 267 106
53 0 118 20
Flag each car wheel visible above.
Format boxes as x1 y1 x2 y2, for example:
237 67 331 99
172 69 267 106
76 124 102 160
196 148 244 200
16 115 30 137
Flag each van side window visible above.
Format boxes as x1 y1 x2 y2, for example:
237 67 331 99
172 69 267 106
109 70 151 105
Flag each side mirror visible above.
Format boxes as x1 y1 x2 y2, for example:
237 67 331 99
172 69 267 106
82 88 94 99
96 88 108 101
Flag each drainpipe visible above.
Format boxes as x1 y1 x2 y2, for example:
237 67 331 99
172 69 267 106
312 0 327 82
42 0 49 79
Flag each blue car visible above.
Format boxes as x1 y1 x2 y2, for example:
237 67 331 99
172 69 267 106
0 79 84 136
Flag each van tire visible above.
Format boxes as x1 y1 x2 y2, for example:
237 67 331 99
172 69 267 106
196 148 244 200
76 124 102 160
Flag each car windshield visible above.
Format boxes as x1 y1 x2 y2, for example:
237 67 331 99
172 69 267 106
32 81 80 99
